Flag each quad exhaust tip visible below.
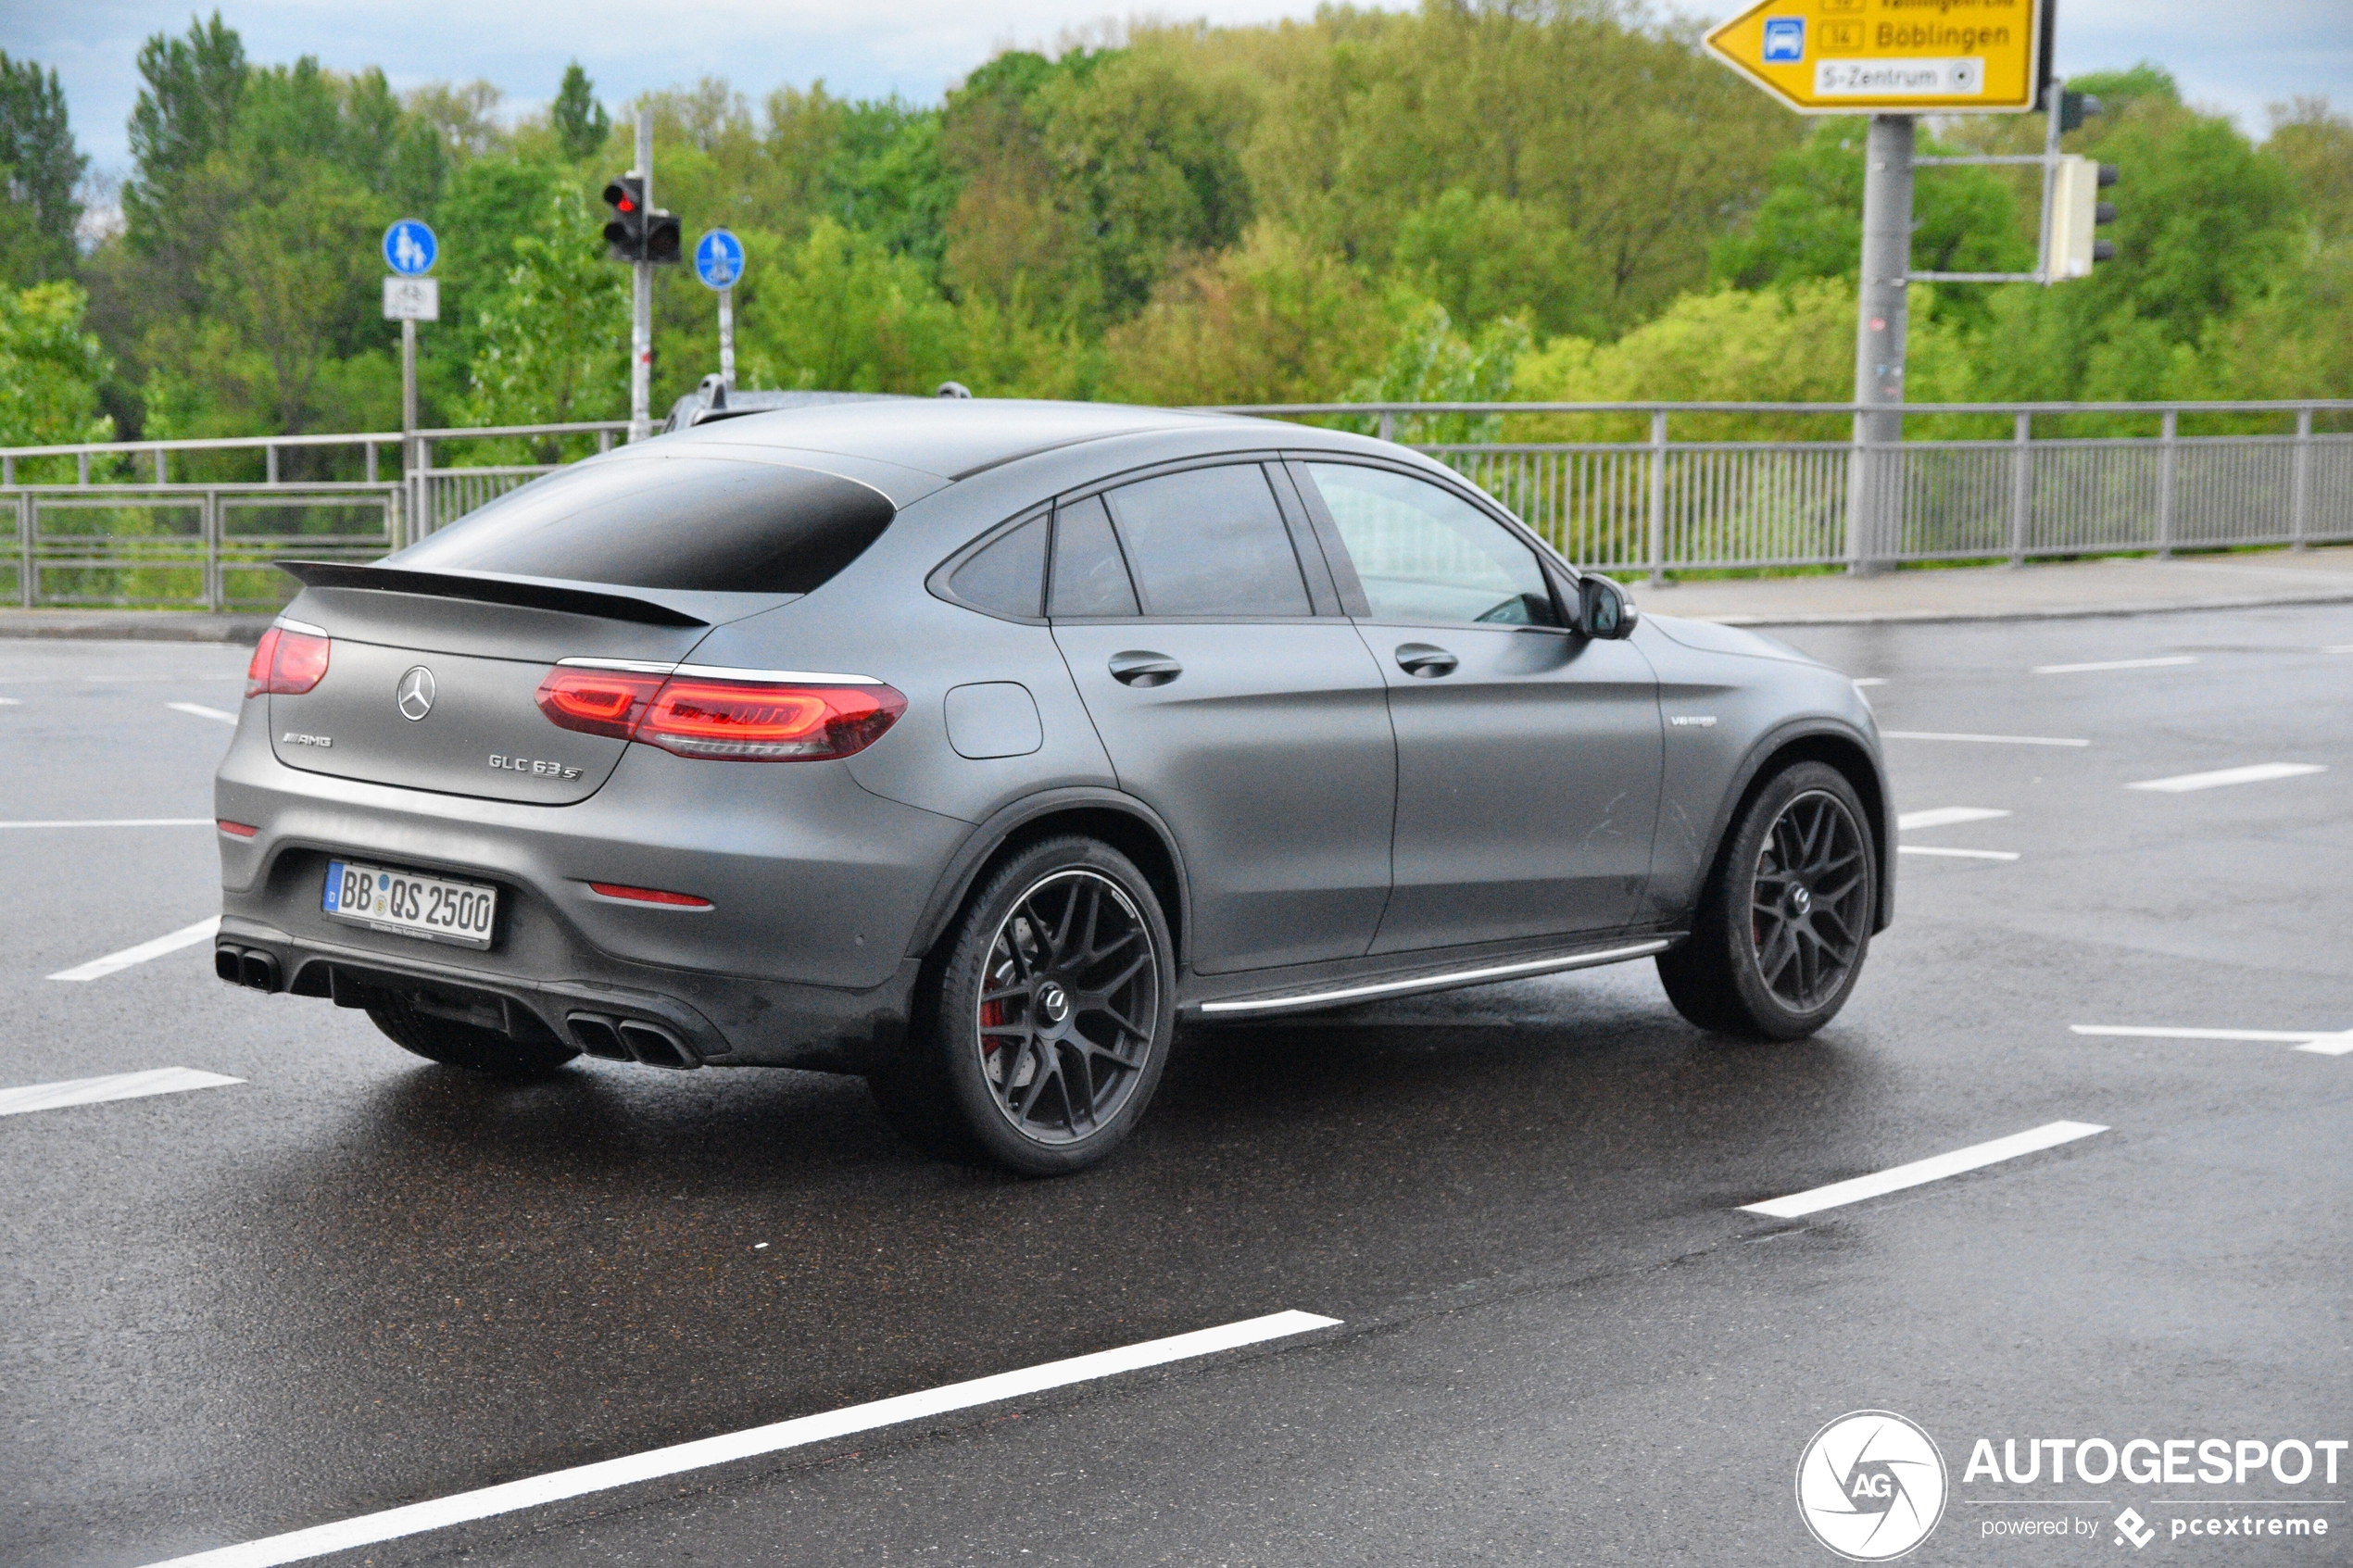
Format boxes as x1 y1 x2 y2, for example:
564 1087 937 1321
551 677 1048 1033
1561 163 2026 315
213 944 281 993
567 1011 698 1069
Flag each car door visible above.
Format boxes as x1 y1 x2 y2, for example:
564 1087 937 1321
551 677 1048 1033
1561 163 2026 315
1291 458 1663 954
1049 462 1398 975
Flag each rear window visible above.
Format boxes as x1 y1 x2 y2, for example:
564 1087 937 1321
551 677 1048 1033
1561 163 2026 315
394 457 896 595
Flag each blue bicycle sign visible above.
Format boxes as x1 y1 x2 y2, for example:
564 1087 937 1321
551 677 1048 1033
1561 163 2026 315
383 220 437 276
694 229 745 291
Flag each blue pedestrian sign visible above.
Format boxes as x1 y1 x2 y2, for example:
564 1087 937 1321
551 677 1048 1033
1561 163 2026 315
383 219 437 276
694 229 745 291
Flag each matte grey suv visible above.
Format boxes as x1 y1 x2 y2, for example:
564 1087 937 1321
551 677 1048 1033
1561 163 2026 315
214 400 1892 1173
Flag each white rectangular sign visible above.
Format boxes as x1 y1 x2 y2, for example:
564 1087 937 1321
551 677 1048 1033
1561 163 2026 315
383 276 439 321
1813 56 1985 97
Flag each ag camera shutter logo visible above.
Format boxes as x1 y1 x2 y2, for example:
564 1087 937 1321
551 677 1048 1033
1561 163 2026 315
1796 1411 1947 1561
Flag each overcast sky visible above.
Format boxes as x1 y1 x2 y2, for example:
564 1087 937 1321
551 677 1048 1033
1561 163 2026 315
26 0 2353 180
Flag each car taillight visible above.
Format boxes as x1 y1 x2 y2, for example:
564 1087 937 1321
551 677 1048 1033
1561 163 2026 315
637 679 904 760
535 668 667 740
536 667 905 762
246 626 331 697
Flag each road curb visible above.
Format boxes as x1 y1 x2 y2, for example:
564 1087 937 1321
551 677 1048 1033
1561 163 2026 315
0 613 275 645
1697 583 2353 627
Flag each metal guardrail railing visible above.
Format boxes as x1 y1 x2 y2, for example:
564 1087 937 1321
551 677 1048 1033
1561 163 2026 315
2 404 2346 610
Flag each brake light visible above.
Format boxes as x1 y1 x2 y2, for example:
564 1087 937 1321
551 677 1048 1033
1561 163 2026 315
535 667 906 762
535 668 667 740
246 626 330 697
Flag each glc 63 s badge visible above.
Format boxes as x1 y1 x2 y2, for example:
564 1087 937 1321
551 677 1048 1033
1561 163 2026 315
488 753 583 780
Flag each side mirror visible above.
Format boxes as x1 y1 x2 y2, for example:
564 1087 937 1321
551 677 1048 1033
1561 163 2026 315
1577 575 1638 639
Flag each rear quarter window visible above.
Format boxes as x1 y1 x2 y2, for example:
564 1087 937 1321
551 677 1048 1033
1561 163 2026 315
394 456 896 595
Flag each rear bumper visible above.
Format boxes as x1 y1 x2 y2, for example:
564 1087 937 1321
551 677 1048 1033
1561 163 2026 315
212 715 962 1072
215 916 922 1072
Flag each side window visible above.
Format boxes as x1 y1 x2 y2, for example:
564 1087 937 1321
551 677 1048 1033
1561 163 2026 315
1049 495 1139 618
1104 466 1312 619
1303 463 1564 629
948 514 1047 620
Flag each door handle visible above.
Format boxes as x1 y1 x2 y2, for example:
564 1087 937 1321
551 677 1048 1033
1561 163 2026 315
1395 643 1458 678
1109 650 1183 687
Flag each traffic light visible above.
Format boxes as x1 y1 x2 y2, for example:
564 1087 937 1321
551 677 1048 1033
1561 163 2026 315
644 207 682 265
2059 90 2104 133
602 175 647 261
600 174 683 265
2050 156 2119 278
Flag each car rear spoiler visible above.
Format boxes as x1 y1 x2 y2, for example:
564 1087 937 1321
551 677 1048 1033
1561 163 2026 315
275 561 710 628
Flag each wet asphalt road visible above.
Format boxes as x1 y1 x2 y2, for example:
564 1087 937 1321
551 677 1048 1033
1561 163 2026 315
3 606 2348 1567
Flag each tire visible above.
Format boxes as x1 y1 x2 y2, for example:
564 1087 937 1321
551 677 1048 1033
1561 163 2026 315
367 995 581 1077
868 836 1176 1175
1656 761 1877 1041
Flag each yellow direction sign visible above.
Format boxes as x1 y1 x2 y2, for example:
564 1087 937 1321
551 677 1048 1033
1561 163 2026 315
1704 0 2045 114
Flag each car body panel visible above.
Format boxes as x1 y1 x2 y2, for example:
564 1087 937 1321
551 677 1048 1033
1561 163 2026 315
216 400 1894 1078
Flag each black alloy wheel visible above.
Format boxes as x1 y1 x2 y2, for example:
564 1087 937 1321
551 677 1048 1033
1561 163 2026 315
869 835 1176 1174
1748 789 1871 1011
1655 760 1877 1041
974 869 1161 1146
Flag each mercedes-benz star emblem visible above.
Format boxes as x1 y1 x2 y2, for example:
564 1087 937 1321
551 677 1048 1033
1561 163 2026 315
396 666 436 721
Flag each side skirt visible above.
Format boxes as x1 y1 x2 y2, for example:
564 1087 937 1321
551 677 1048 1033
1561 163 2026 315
1180 934 1681 1020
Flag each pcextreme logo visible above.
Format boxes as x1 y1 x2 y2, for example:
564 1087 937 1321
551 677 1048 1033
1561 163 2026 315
1796 1411 1949 1561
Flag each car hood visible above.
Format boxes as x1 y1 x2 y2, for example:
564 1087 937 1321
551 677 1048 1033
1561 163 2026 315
1642 613 1818 665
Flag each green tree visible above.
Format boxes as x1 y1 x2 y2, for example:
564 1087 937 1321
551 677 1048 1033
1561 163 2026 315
0 54 87 288
0 281 115 446
1101 223 1394 406
463 185 628 430
551 63 610 162
736 218 961 393
124 13 248 242
2264 98 2353 245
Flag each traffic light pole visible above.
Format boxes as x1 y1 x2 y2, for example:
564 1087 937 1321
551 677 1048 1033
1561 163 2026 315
629 110 654 444
1850 113 1914 575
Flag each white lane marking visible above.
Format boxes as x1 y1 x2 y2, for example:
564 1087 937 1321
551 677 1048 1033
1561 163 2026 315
2032 655 2197 674
1897 807 2011 831
1898 846 2020 860
48 917 221 982
0 819 213 830
2125 762 2326 793
0 1067 243 1118
0 696 20 706
1851 677 1888 688
1881 731 2089 747
1742 1122 2108 1220
139 1309 1341 1568
168 702 239 725
2071 1024 2353 1057
2324 645 2353 654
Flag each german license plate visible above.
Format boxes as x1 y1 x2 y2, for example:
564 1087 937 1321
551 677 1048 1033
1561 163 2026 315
323 859 497 949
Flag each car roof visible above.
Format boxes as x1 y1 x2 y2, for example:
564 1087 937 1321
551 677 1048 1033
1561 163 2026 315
661 397 1278 481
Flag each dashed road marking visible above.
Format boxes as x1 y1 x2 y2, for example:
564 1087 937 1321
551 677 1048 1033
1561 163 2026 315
48 917 220 982
0 1067 243 1118
138 1309 1343 1568
2032 656 2197 674
1898 846 2020 860
1741 1122 2108 1220
2126 762 2325 793
1852 677 1888 688
2071 1024 2353 1057
0 819 213 830
1897 807 2011 830
1881 731 2089 747
168 702 239 725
